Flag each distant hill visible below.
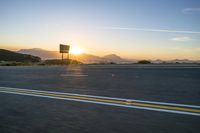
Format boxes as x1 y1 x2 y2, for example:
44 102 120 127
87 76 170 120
102 54 128 63
71 53 103 63
18 48 60 59
17 48 200 64
18 48 131 64
0 49 41 62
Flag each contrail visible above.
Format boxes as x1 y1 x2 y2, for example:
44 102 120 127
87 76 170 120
100 27 200 34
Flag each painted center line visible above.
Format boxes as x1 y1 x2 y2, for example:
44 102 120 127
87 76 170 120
0 87 199 116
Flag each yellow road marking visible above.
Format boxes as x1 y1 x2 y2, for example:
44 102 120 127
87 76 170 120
1 88 200 114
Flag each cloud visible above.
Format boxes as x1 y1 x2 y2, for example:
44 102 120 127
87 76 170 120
182 8 200 14
100 27 200 34
171 36 192 41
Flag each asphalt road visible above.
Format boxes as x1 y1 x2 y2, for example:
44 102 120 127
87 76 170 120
0 64 200 133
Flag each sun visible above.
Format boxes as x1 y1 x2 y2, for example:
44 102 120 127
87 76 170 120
70 46 83 55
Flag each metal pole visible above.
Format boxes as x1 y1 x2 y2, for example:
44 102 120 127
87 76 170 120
67 53 70 64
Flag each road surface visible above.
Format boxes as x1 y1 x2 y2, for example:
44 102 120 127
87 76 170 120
0 64 200 133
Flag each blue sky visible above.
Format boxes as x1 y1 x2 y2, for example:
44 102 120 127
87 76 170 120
0 0 200 59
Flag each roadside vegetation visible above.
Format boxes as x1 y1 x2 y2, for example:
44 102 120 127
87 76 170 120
137 60 151 64
43 59 82 65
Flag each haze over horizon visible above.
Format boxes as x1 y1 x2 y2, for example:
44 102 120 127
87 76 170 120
0 0 200 60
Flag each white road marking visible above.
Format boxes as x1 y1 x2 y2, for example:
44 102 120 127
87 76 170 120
1 87 199 109
0 87 199 116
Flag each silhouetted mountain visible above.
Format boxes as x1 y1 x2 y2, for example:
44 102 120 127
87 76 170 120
71 53 103 63
103 54 127 63
70 53 131 64
18 48 131 63
103 54 121 59
17 48 200 64
0 49 41 62
18 48 60 59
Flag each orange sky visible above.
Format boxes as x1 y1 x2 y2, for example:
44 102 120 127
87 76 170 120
0 0 200 60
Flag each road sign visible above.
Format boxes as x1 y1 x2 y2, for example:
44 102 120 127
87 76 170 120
60 44 70 53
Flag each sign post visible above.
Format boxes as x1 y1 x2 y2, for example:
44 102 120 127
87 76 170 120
59 44 70 62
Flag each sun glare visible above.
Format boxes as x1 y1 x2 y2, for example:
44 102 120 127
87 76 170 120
70 46 83 55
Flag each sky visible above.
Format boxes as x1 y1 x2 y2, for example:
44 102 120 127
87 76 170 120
0 0 200 60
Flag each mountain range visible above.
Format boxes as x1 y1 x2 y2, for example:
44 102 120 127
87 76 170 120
18 48 60 60
18 48 132 64
17 48 200 64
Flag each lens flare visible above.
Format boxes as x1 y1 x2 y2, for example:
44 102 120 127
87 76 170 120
70 46 83 55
